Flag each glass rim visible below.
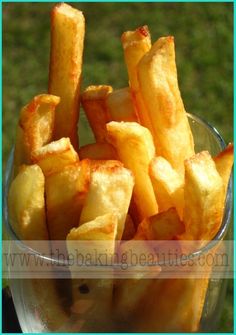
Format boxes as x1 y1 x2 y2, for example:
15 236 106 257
3 113 233 267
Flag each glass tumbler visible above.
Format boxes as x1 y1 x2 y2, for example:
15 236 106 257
3 114 233 333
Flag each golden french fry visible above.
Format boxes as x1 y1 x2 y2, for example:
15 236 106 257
113 239 160 321
81 85 113 142
67 213 118 243
49 3 85 149
79 161 134 240
138 208 184 240
46 160 91 240
67 213 118 332
121 26 154 134
214 143 233 199
113 278 154 321
121 214 136 240
183 151 224 240
106 121 158 220
106 87 138 122
134 278 209 332
8 164 48 240
14 94 60 175
137 36 194 175
79 142 117 160
8 164 69 329
121 26 151 91
32 137 79 177
149 156 184 218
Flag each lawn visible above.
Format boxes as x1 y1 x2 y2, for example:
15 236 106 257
2 2 233 332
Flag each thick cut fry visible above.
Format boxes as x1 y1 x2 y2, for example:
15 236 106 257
137 36 194 175
8 164 68 330
8 164 48 240
67 214 118 332
14 94 60 174
121 26 154 134
121 214 136 240
113 278 154 321
183 151 224 240
32 137 79 176
121 26 151 91
138 208 184 240
106 87 138 122
79 162 134 240
113 239 160 321
214 143 233 201
81 85 113 142
49 3 85 149
67 213 117 242
149 156 184 218
134 278 209 332
107 121 158 220
45 160 90 240
79 142 117 160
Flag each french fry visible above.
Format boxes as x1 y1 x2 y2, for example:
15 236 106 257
113 239 160 321
183 151 224 240
138 208 184 240
121 214 136 240
67 213 118 332
32 137 79 177
134 278 209 332
67 213 117 244
214 143 233 200
9 3 233 331
14 94 60 175
8 164 48 240
81 85 113 142
106 87 138 122
121 26 151 91
49 3 85 149
137 36 194 175
79 161 134 240
106 121 158 220
8 164 68 330
79 142 117 160
113 278 155 322
149 156 184 218
46 160 91 240
121 26 154 135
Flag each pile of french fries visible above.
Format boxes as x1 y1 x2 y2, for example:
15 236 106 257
8 3 233 332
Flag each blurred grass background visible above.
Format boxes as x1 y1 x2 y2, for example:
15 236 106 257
3 2 233 332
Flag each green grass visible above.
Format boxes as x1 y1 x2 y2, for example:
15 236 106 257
2 3 233 332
